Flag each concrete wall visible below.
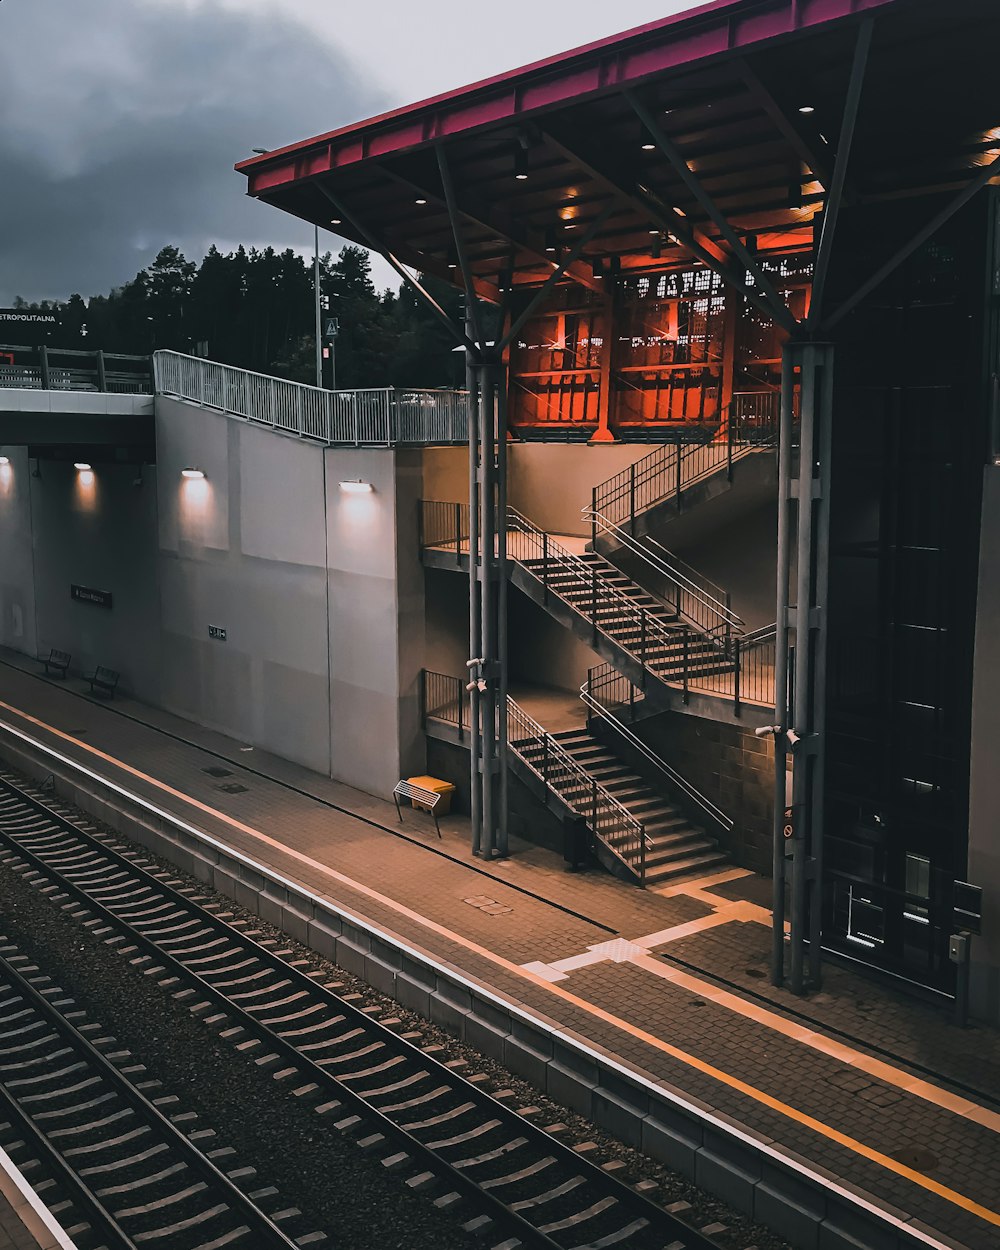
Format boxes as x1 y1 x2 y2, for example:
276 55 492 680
968 465 1000 1022
0 446 37 655
613 708 774 872
422 446 467 503
156 398 331 774
509 443 652 537
155 398 425 796
508 587 602 696
0 455 162 699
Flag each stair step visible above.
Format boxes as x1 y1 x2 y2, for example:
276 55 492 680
643 850 729 883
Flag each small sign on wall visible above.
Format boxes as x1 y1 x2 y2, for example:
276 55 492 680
208 625 227 641
71 584 113 609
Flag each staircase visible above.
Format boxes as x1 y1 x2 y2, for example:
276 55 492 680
589 392 779 545
507 510 737 696
543 728 727 885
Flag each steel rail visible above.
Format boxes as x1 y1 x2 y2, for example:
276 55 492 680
0 772 721 1250
0 948 302 1250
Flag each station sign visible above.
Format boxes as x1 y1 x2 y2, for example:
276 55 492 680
71 584 113 609
0 307 60 345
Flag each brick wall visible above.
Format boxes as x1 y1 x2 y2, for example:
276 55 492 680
594 709 775 874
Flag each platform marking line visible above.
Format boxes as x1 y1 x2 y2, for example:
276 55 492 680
2 699 1000 1231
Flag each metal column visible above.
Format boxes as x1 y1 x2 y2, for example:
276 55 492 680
467 350 508 859
772 340 834 994
466 336 482 857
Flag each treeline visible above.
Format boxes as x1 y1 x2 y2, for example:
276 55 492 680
10 243 477 390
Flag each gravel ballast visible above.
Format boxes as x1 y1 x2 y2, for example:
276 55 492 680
0 774 794 1250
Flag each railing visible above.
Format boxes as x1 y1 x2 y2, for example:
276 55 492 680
582 508 744 649
583 663 733 836
676 622 776 713
419 502 773 712
0 344 152 393
421 670 647 882
591 391 780 536
419 500 471 562
153 351 468 447
504 507 696 687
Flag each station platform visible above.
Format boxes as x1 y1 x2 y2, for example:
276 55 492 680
0 651 997 1250
0 1143 76 1250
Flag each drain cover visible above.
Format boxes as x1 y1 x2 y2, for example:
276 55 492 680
889 1146 938 1172
202 766 233 778
218 782 249 794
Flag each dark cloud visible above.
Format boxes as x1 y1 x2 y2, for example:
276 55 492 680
0 0 383 303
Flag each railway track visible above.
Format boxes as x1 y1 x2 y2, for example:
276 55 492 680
0 768 728 1250
0 943 323 1250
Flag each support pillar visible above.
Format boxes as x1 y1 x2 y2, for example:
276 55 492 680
467 347 508 859
772 340 834 994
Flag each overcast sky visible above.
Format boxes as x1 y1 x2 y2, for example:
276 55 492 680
0 0 696 304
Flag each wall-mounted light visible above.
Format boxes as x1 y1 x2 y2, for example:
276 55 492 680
0 456 9 466
181 467 205 479
74 462 92 472
339 479 374 494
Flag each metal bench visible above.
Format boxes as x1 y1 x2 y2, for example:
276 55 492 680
87 666 120 699
392 780 444 838
43 648 71 679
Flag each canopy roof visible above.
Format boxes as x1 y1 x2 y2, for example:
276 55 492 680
237 0 1000 303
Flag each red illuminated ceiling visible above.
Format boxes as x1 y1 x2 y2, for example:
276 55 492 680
237 0 1000 302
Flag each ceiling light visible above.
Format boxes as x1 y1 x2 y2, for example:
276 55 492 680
74 462 92 472
181 467 205 479
415 197 427 205
799 105 816 115
672 206 687 217
641 142 656 151
649 228 660 235
339 479 373 493
515 149 529 180
330 217 342 225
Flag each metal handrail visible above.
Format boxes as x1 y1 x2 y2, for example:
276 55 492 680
507 697 649 882
582 508 744 639
583 665 733 834
591 391 780 534
421 670 647 881
153 350 468 447
505 506 686 667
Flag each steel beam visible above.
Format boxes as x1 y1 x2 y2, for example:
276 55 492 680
773 340 834 995
624 90 798 334
437 148 487 351
315 183 478 351
381 159 604 296
541 129 796 330
498 205 615 353
822 151 1000 331
736 58 832 192
808 19 874 327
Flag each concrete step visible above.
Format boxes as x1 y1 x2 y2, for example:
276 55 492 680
644 849 729 884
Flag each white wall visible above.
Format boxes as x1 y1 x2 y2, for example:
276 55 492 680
0 446 37 655
3 457 162 698
155 398 424 796
968 465 1000 1022
509 442 652 537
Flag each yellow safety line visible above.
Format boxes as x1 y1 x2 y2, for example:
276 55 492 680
1 697 998 1231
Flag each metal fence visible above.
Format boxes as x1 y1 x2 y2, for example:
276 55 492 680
688 623 777 712
0 345 152 393
153 351 468 447
591 391 780 535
